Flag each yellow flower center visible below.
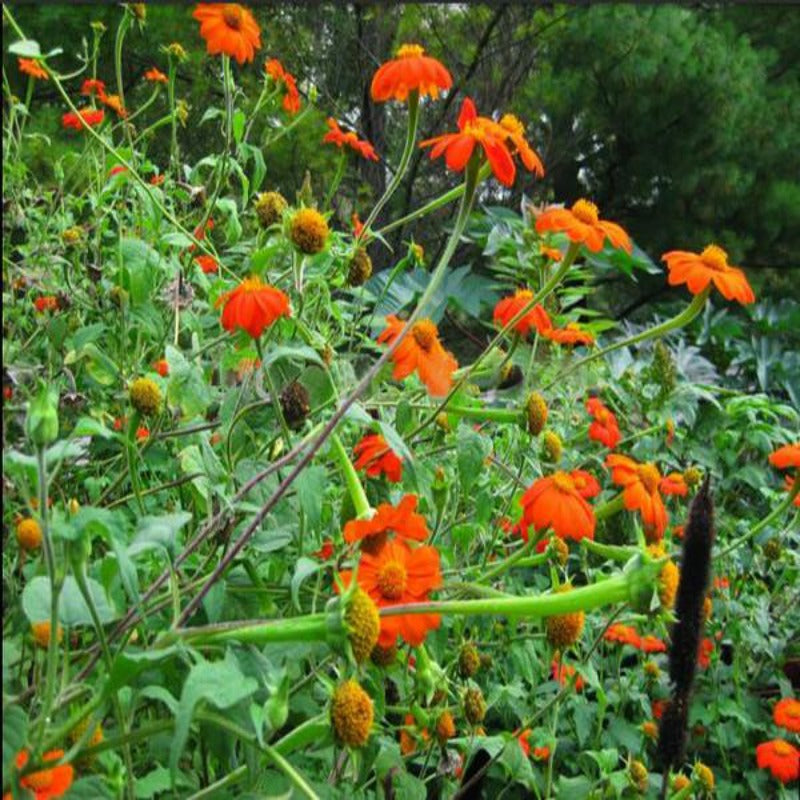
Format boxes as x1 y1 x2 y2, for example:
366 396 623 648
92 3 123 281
462 119 488 142
223 4 244 29
638 463 661 493
700 244 729 272
552 471 576 493
773 739 791 755
239 276 265 293
25 768 54 790
397 43 425 59
377 560 407 600
499 114 525 138
514 289 534 302
571 199 599 225
412 319 438 351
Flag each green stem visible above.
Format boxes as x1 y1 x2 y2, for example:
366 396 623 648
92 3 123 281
113 10 133 151
582 539 637 563
164 613 328 647
272 714 330 756
435 405 522 425
330 433 371 518
324 151 347 209
594 493 626 521
543 288 711 391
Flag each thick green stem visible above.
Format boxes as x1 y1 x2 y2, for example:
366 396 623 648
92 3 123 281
594 493 626 521
438 405 522 425
165 613 328 647
582 539 637 563
330 433 371 518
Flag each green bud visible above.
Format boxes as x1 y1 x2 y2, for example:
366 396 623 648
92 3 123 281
26 385 59 446
624 552 662 614
264 672 290 732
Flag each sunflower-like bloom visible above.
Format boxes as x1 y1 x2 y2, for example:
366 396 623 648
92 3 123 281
343 494 427 550
18 58 48 80
606 454 668 541
339 539 442 647
769 443 800 470
586 397 621 449
61 108 104 130
192 4 261 65
755 739 799 784
773 698 800 734
370 43 452 103
323 118 378 161
519 469 599 542
265 58 300 114
353 434 403 483
5 749 73 800
544 322 595 347
216 277 290 338
662 244 755 305
144 67 168 83
377 315 458 398
660 472 688 497
536 199 631 253
493 289 552 337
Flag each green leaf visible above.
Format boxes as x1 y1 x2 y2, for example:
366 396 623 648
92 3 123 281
9 39 41 57
232 109 246 144
456 426 490 493
108 647 180 694
290 557 321 611
129 512 192 560
63 777 114 799
22 576 117 627
166 345 211 419
135 766 195 799
119 237 161 304
261 344 324 370
70 416 115 439
3 705 28 778
295 465 326 530
169 654 258 781
81 343 120 387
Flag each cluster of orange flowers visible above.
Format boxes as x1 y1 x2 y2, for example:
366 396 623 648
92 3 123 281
756 697 800 785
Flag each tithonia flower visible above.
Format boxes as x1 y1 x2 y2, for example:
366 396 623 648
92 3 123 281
144 67 168 83
377 315 458 397
604 623 641 649
129 377 162 416
517 729 549 760
340 538 442 647
313 539 334 560
101 93 127 118
697 637 713 668
773 698 800 734
135 426 150 442
4 749 73 800
153 359 169 378
496 113 545 177
323 118 378 161
80 78 106 96
606 454 668 541
421 97 516 186
784 476 800 508
343 494 427 550
586 396 621 449
493 290 552 337
544 322 595 347
108 165 128 178
662 245 755 305
660 472 688 497
353 434 403 483
551 657 584 691
150 174 165 186
770 443 800 470
755 739 799 784
34 296 59 313
189 217 215 252
193 3 261 64
535 199 631 253
18 58 48 81
540 245 562 262
400 713 429 755
370 43 452 103
639 635 667 654
519 470 599 542
194 255 219 274
61 108 104 131
216 277 290 338
265 58 300 114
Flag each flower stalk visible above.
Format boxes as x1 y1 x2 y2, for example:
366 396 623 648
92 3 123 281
330 433 371 519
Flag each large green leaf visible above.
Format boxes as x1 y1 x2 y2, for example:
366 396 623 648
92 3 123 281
22 576 117 627
2 705 28 780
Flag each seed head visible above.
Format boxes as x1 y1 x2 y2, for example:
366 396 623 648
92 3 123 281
628 759 649 793
290 208 329 254
545 585 585 648
345 589 380 664
16 517 42 551
525 392 548 435
331 679 373 748
254 191 288 229
542 430 563 463
32 621 63 649
463 686 486 725
129 377 162 417
435 710 456 745
458 643 481 679
279 380 310 429
347 248 373 287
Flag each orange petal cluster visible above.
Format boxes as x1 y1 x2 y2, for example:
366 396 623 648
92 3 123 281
773 697 800 734
61 108 104 131
4 749 73 800
493 290 552 337
18 58 48 81
353 434 403 483
519 469 599 542
662 244 755 305
144 67 168 83
755 739 799 784
659 472 688 497
370 43 452 103
536 199 631 253
586 396 621 449
323 118 378 161
265 58 301 114
344 494 427 549
216 276 290 338
606 454 668 541
193 4 261 64
769 443 800 470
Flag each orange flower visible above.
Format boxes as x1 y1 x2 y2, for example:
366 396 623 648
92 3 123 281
80 78 106 96
351 212 364 239
421 97 516 186
216 277 290 338
662 245 755 305
660 472 688 497
265 58 301 114
784 477 800 508
323 118 378 161
313 539 334 561
150 174 166 186
639 635 667 654
194 255 219 274
535 199 631 253
353 434 403 483
540 245 562 262
604 623 641 649
400 713 429 755
544 323 595 347
551 658 584 691
189 217 215 252
496 113 545 177
61 108 104 130
755 739 799 784
4 749 73 800
153 359 169 377
19 58 48 81
377 315 458 398
774 698 800 734
370 43 452 103
135 426 150 441
109 165 128 178
586 396 621 449
101 93 127 118
519 470 599 542
343 494 428 549
340 538 442 647
769 443 800 470
493 290 552 337
697 637 713 668
606 454 668 541
193 4 261 65
34 296 59 313
144 67 168 83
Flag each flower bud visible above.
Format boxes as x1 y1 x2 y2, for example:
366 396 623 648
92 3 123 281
26 385 59 446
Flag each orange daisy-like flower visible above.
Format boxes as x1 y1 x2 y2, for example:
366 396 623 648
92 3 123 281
769 443 800 470
773 698 800 734
153 359 169 377
150 174 166 186
101 93 128 118
216 276 291 338
351 212 364 239
536 199 631 254
540 245 563 262
353 434 403 483
19 58 48 81
189 217 215 252
606 454 668 541
323 118 379 161
660 472 688 497
586 396 621 449
755 739 799 784
661 245 755 305
193 4 261 65
519 469 599 542
604 623 641 649
4 749 73 800
370 43 452 103
61 108 104 131
144 67 168 83
551 658 584 692
135 426 150 441
80 78 106 96
194 255 219 274
496 113 545 178
544 323 595 347
340 538 442 647
264 58 301 114
420 97 516 187
34 296 59 314
639 635 667 654
493 290 552 338
343 494 427 549
313 539 334 561
377 315 458 398
697 637 713 669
